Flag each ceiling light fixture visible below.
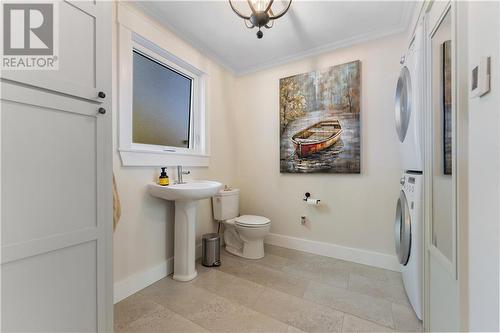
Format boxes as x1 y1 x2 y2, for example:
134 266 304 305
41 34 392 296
228 0 292 39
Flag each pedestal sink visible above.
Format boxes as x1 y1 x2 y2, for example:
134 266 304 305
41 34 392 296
148 181 223 281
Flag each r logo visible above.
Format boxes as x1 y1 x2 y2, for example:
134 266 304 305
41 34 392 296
3 3 53 55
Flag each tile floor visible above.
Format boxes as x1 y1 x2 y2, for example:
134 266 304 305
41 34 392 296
115 245 423 333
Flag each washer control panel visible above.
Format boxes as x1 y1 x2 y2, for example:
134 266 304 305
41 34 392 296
405 176 415 193
402 173 422 203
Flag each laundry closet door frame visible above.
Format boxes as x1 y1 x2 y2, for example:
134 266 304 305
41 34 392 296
425 0 456 278
422 0 467 331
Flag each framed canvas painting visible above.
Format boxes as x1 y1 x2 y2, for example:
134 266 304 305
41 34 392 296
279 60 361 173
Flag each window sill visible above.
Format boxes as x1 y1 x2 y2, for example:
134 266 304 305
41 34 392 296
119 148 210 167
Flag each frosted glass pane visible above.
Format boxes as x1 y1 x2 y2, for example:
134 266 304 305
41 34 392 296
133 51 191 148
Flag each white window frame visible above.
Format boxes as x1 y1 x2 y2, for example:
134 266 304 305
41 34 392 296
118 24 209 167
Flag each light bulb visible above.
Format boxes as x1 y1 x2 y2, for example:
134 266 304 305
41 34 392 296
250 0 270 12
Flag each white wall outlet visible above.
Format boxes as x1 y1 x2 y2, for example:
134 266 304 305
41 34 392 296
301 216 306 225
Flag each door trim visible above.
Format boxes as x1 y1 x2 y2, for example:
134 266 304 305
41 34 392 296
422 0 461 331
424 0 456 279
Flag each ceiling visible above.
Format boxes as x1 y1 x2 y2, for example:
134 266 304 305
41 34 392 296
132 1 416 75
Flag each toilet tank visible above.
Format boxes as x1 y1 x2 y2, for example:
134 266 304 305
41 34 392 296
212 189 240 221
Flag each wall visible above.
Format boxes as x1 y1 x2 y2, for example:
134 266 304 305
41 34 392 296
112 3 238 302
234 33 405 270
466 1 500 330
112 3 413 298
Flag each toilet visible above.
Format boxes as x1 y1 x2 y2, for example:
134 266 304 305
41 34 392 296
212 189 270 259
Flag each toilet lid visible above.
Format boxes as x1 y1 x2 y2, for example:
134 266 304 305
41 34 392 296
234 215 270 227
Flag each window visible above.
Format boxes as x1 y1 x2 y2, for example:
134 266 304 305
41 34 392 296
132 50 192 149
118 22 208 167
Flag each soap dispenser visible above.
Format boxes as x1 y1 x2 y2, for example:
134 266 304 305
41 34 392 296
158 167 169 186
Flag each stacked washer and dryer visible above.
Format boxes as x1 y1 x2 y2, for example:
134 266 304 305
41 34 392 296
394 23 424 320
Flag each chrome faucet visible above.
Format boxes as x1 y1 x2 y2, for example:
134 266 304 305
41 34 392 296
176 166 190 184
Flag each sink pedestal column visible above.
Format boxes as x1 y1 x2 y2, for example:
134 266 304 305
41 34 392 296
173 200 198 281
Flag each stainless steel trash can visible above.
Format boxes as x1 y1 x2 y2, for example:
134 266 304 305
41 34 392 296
202 233 221 267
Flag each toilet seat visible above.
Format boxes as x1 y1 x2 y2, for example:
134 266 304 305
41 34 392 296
234 215 270 228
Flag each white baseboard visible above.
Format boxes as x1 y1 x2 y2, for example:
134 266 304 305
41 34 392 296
113 257 173 304
265 233 401 272
114 244 203 304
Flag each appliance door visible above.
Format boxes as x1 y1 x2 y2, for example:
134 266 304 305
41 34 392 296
395 66 412 142
395 190 412 265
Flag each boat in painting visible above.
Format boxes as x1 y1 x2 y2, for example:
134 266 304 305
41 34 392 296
291 120 342 158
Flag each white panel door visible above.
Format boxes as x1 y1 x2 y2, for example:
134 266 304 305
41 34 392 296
424 1 459 331
1 0 108 101
0 1 112 332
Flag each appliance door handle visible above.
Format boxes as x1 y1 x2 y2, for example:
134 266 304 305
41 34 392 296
394 197 403 262
395 190 412 265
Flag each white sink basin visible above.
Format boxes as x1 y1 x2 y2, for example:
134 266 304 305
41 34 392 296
148 181 222 201
148 180 222 282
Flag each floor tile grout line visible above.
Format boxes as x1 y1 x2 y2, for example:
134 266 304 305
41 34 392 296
136 281 222 333
214 263 396 332
340 311 346 333
390 302 397 331
265 244 397 281
228 249 414 326
219 255 399 329
312 276 406 309
223 251 350 287
200 267 346 332
117 255 415 332
348 272 412 307
123 247 413 332
219 254 310 291
218 265 309 298
236 248 403 294
303 283 396 329
117 293 214 333
124 274 403 333
302 297 394 331
343 312 396 332
206 285 298 332
152 274 292 332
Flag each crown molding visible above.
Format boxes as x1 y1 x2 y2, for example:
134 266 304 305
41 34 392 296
129 1 237 75
131 1 416 77
236 1 416 75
